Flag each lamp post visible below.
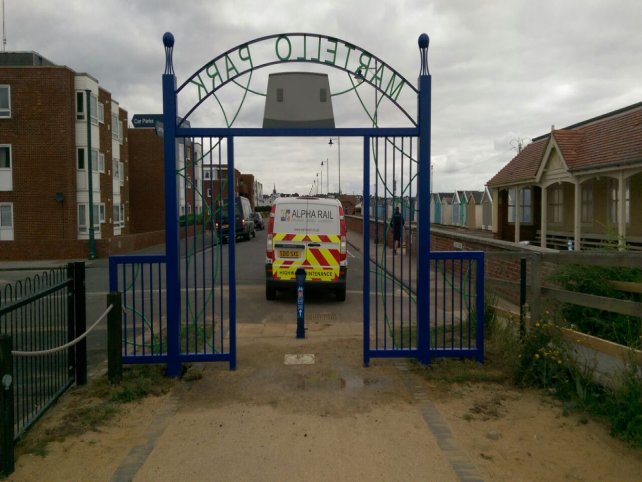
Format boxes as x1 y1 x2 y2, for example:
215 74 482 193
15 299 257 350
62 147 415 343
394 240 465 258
316 172 319 195
328 137 341 195
325 157 329 194
85 89 96 260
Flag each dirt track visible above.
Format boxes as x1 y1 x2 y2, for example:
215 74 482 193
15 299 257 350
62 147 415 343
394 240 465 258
11 321 642 481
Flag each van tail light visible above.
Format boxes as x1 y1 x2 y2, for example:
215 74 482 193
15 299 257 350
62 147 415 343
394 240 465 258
266 204 276 261
339 206 347 262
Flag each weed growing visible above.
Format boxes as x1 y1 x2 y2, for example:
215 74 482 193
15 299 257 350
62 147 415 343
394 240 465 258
416 298 642 448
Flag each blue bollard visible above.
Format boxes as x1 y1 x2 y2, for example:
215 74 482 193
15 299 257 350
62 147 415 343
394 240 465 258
296 268 306 339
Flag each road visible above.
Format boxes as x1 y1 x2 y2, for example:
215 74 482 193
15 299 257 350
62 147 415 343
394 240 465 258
79 228 367 372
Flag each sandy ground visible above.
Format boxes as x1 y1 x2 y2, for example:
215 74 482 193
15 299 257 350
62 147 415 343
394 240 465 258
9 321 642 481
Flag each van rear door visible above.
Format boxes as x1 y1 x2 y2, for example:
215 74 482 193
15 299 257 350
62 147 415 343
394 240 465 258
271 199 341 282
271 198 309 281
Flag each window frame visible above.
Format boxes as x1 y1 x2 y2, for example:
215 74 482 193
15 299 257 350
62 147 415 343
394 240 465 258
76 92 85 121
89 94 98 125
0 145 11 169
0 203 13 228
507 187 533 224
549 185 563 224
581 182 593 224
0 85 11 119
77 147 86 170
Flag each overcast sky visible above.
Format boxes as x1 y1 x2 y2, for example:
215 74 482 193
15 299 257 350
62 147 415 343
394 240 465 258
6 0 642 196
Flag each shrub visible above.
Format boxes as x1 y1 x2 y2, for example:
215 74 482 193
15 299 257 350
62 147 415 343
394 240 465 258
549 264 642 347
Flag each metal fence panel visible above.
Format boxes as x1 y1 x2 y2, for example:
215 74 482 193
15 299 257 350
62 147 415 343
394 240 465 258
0 266 75 440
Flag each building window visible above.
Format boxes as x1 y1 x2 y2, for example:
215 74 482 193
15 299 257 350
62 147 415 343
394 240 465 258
0 203 14 240
99 203 106 223
77 148 85 170
90 149 99 172
207 187 212 198
98 102 104 123
78 204 87 234
78 203 100 234
0 86 11 118
119 161 124 185
113 158 120 180
76 92 85 120
508 187 532 223
581 182 593 224
0 145 11 169
276 88 284 102
98 152 105 173
89 94 98 125
549 185 563 224
111 114 120 140
112 204 124 228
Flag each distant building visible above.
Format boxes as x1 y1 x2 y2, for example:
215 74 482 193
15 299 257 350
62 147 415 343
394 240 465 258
0 52 130 259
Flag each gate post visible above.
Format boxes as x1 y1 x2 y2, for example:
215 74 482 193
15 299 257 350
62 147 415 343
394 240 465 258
416 34 432 365
363 136 371 367
72 261 87 385
0 335 14 476
162 33 181 378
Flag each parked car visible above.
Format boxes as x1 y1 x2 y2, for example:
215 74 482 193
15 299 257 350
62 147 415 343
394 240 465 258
215 196 256 243
252 212 265 230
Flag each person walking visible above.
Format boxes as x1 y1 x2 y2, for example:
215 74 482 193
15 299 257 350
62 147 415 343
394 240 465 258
390 206 404 255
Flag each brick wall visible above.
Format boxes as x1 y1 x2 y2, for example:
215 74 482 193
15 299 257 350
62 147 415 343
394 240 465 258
128 129 165 233
0 66 78 253
346 215 558 306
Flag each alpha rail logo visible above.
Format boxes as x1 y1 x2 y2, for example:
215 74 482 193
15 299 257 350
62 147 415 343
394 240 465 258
280 208 335 222
280 209 292 222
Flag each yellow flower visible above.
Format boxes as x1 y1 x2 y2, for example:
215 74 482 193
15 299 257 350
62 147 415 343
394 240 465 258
534 354 540 360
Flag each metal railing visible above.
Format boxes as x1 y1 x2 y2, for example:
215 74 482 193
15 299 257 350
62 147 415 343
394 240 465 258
0 263 87 470
429 251 485 362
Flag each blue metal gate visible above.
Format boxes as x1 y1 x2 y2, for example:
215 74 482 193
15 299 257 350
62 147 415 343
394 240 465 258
108 32 484 376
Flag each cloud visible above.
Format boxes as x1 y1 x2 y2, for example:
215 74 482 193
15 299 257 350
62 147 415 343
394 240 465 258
7 0 642 196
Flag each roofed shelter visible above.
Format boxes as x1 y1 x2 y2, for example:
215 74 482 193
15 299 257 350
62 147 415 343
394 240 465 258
487 101 642 250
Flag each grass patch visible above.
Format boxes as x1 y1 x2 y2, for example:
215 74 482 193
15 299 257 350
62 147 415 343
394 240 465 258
15 365 174 457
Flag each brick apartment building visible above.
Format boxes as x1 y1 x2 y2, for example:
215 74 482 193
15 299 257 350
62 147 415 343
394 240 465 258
0 51 131 260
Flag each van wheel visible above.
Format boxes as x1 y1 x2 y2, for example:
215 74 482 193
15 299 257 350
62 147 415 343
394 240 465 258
266 285 276 300
336 286 346 302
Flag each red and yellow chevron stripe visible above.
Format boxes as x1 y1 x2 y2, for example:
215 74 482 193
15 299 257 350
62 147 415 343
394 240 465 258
272 237 340 281
273 233 341 243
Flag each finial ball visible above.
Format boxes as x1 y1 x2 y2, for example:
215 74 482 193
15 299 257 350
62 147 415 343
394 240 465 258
418 33 429 49
163 32 175 48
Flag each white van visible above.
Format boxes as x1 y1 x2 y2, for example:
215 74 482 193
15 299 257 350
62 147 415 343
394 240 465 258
265 196 347 301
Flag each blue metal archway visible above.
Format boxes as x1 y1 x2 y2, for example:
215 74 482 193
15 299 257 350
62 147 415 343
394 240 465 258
109 32 485 377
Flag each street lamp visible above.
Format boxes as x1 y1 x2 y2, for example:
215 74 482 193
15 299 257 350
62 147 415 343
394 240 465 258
320 162 323 196
316 172 319 195
328 137 341 195
324 157 329 194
